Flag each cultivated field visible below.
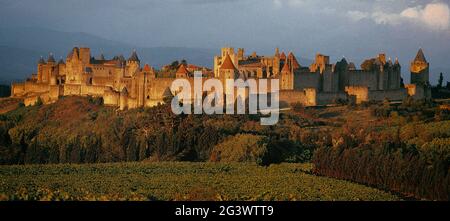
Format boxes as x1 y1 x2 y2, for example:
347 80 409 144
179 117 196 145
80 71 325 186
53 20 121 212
0 162 399 201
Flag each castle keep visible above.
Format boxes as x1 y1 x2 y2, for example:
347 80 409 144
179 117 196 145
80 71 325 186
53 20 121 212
11 47 430 108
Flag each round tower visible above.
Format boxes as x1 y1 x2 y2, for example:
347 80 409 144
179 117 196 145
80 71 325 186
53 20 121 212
410 48 429 85
218 54 238 95
126 50 140 75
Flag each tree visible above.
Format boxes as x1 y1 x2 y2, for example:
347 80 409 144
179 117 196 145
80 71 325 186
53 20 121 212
438 73 444 88
170 60 179 69
35 97 43 106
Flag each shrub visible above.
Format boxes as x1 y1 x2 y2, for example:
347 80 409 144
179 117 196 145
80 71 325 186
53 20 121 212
291 102 305 113
35 97 43 106
88 96 103 105
209 134 268 164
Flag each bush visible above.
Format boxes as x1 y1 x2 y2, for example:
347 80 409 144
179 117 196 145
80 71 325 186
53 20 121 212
291 102 305 113
210 134 268 164
88 96 103 106
35 97 43 106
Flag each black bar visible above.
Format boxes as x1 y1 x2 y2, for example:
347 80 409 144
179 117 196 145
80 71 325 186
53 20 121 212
1 201 448 219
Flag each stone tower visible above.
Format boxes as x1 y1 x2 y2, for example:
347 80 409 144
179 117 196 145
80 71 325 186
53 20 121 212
218 54 238 95
280 61 293 90
214 47 239 77
79 48 91 64
237 48 245 61
126 50 140 76
176 63 190 78
287 52 300 70
65 47 84 84
410 49 429 85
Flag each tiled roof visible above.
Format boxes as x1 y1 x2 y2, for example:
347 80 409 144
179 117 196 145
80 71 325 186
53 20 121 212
288 52 300 69
220 54 236 70
414 48 427 63
143 64 152 72
176 64 189 74
281 61 291 73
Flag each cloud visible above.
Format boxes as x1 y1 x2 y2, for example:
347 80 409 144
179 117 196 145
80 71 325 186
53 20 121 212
372 11 403 25
400 2 450 30
349 2 450 31
347 10 370 22
272 0 305 8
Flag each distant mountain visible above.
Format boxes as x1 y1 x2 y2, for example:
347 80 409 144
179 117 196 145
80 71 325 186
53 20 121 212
0 46 43 84
0 27 217 83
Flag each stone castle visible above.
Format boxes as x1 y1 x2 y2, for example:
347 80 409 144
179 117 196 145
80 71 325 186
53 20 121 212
11 46 431 109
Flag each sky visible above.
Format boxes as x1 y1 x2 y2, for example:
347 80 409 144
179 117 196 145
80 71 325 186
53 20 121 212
0 0 450 83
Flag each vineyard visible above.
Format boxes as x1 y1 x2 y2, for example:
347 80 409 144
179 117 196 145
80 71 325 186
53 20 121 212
0 162 399 201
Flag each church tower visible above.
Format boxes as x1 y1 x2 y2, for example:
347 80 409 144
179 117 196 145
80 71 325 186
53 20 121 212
410 49 429 85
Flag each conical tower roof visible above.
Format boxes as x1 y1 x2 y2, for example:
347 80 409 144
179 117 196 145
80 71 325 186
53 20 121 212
176 63 189 75
128 50 140 62
67 47 79 60
143 64 152 72
388 58 393 66
220 54 236 70
280 52 286 60
47 53 55 63
281 60 291 73
414 48 427 63
288 52 300 69
38 56 46 64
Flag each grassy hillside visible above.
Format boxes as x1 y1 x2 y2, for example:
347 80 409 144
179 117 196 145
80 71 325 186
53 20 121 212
0 96 448 200
0 162 399 201
0 96 323 165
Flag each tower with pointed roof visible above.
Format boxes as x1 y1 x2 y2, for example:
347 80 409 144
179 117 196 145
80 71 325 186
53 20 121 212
219 54 238 80
126 50 141 76
287 52 301 70
176 63 190 78
410 48 429 85
218 54 239 95
214 47 239 77
47 53 56 64
280 61 294 90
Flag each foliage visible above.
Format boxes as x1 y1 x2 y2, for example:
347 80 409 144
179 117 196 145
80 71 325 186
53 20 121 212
210 134 267 164
35 97 43 106
312 120 450 201
0 97 324 165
